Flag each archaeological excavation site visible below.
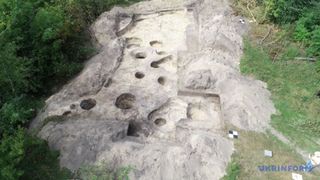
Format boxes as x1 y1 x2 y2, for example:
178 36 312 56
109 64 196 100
30 0 276 179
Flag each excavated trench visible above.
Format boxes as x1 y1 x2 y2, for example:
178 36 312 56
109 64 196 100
107 8 225 137
120 8 223 123
30 1 276 179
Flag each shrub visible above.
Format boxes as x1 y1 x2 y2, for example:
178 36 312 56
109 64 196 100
293 18 310 43
0 129 25 180
0 97 40 135
18 134 72 180
0 43 32 100
307 27 320 57
223 159 241 180
264 0 313 24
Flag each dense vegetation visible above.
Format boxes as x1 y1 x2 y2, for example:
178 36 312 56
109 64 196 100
0 0 138 179
237 0 320 63
266 0 320 57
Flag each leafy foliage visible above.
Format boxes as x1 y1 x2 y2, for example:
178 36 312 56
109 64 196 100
293 18 311 43
233 0 320 55
264 0 313 23
264 0 320 69
0 44 31 100
222 159 241 180
0 129 71 180
0 96 39 134
0 130 25 180
18 134 72 180
308 27 320 57
0 0 140 179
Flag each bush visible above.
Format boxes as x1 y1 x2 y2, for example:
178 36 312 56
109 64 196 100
0 97 40 135
18 134 72 180
0 129 72 180
0 43 32 100
264 0 313 24
0 129 25 180
222 159 241 180
307 27 320 57
0 0 140 95
293 18 311 43
265 0 320 58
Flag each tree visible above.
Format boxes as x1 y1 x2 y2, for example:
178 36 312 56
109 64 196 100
0 43 31 100
0 129 25 180
265 0 313 23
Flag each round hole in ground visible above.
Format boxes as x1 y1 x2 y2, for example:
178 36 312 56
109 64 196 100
150 40 163 48
62 111 71 116
126 37 142 44
135 52 147 59
104 78 112 88
80 98 96 110
70 104 76 109
156 51 166 55
150 61 159 68
135 72 145 79
115 93 136 109
158 77 165 85
154 118 166 126
127 44 140 49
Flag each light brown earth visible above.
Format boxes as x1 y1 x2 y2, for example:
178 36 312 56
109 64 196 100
30 0 276 179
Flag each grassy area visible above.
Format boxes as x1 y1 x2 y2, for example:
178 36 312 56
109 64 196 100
223 129 320 180
223 1 320 179
76 163 132 180
232 0 320 153
240 40 320 152
222 158 241 180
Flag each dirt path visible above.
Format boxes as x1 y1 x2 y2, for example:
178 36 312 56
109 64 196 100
269 127 310 160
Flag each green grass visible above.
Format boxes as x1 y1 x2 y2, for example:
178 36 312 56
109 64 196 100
240 40 320 152
222 129 320 180
223 157 241 180
76 163 133 180
229 1 320 179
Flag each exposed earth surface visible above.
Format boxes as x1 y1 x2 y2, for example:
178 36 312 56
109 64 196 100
30 0 276 179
